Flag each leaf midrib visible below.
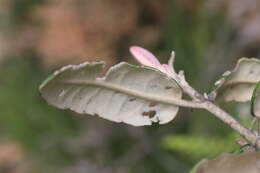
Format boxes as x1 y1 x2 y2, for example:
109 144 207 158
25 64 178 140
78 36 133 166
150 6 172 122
59 79 182 106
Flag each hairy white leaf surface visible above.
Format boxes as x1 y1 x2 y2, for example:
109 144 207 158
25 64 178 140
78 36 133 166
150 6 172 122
39 62 182 126
191 152 260 173
215 58 260 102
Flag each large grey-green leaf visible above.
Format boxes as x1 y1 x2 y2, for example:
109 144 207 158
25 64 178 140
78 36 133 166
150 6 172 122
251 81 260 119
214 58 260 102
39 62 182 126
191 152 260 173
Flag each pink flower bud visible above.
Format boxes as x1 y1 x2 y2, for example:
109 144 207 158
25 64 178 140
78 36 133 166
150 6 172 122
129 46 161 69
129 46 173 75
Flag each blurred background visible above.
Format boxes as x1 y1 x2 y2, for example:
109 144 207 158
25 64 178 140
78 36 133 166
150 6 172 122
0 0 260 172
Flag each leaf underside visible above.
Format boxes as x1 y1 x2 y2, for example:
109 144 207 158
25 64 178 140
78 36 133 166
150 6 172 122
191 152 260 173
39 62 182 126
215 58 260 102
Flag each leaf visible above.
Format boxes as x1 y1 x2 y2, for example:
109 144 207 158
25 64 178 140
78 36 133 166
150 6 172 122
39 62 182 126
190 152 260 173
214 58 260 102
129 46 161 69
250 81 260 119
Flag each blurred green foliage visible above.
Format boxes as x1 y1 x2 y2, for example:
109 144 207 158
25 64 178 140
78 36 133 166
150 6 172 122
162 134 239 162
162 1 225 83
0 55 80 168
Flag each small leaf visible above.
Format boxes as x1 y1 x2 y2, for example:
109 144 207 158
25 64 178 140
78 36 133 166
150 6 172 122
214 58 260 102
190 152 260 173
250 81 260 119
129 46 161 69
39 62 182 126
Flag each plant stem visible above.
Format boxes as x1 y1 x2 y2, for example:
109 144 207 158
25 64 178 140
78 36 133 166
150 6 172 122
168 58 260 148
203 101 260 148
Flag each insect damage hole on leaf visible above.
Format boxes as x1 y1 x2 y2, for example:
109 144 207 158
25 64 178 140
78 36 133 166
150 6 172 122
142 110 156 118
149 102 157 107
165 86 172 90
129 98 136 102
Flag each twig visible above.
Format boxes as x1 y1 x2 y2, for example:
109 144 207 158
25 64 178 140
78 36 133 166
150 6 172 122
168 53 260 148
203 102 260 148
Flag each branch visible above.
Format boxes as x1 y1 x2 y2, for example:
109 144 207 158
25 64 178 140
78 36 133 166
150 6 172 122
168 53 260 148
203 101 260 148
